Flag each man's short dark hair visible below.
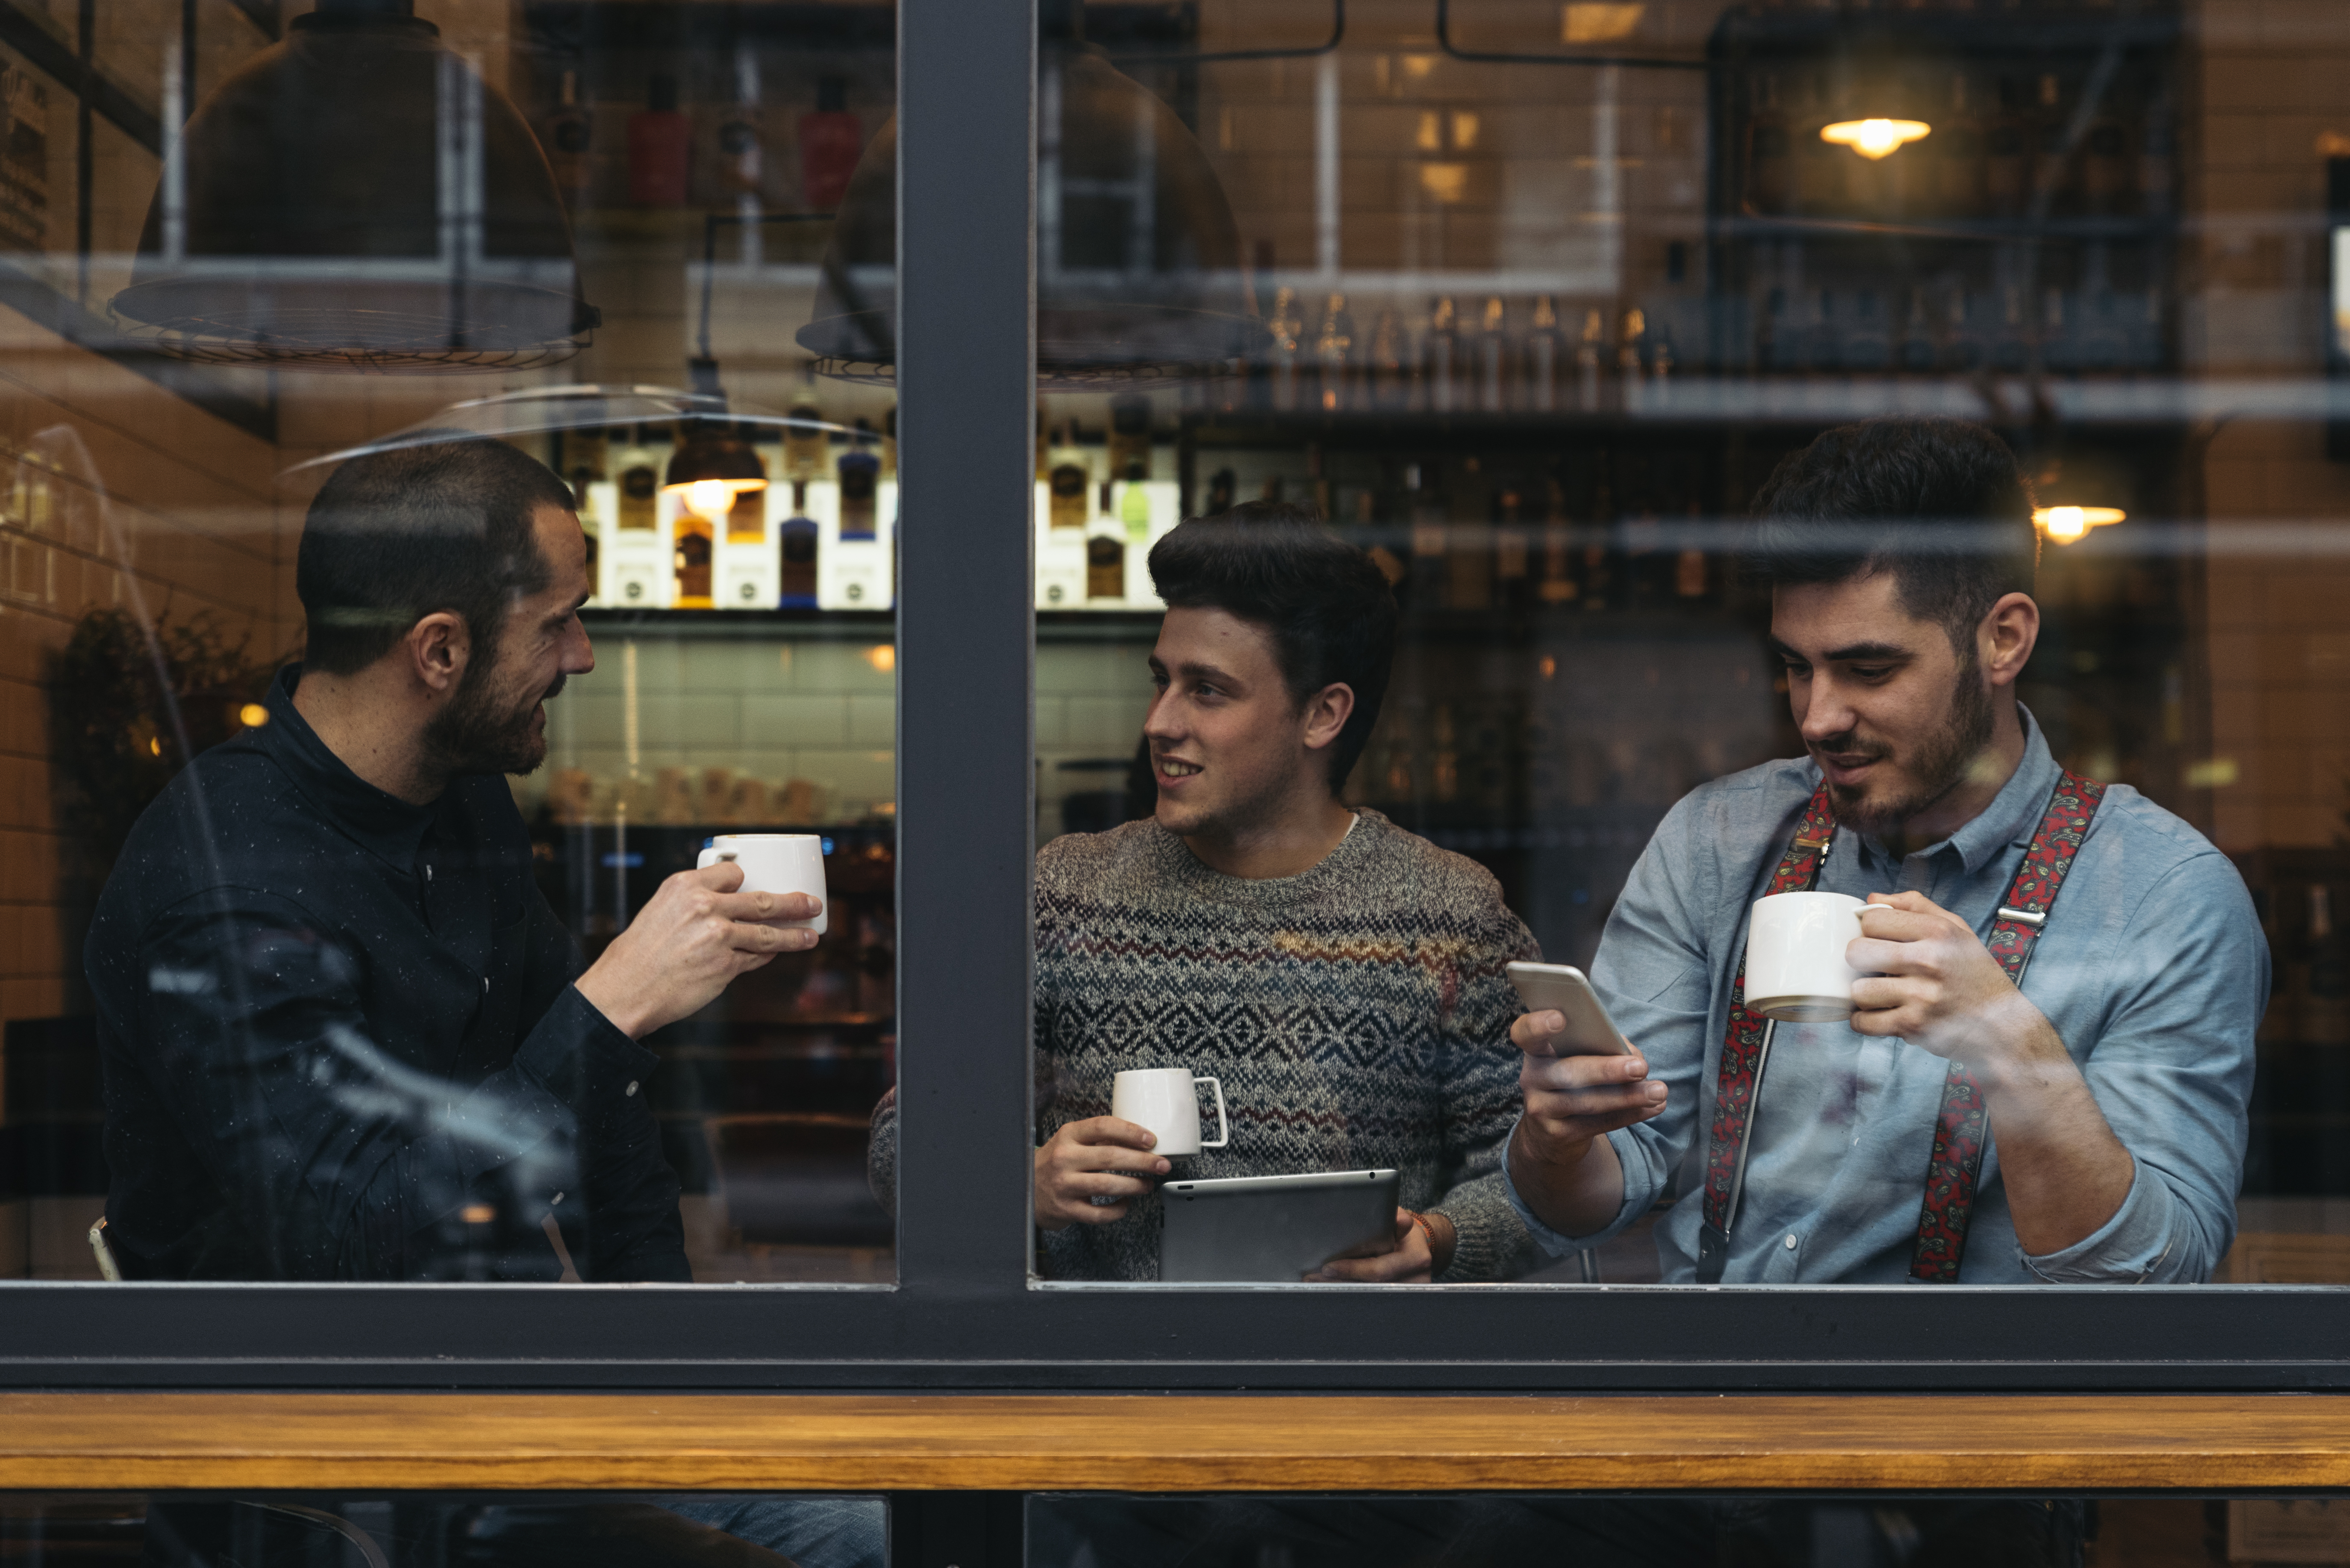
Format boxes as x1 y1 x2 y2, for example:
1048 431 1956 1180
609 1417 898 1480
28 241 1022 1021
1747 417 2040 649
297 438 575 676
1147 499 1398 793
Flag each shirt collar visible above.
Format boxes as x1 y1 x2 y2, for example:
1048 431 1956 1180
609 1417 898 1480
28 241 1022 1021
1852 705 2062 876
256 663 439 869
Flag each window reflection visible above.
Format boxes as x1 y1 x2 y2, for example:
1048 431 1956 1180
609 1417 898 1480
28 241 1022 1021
0 2 897 1284
1021 0 2332 1287
0 1493 885 1568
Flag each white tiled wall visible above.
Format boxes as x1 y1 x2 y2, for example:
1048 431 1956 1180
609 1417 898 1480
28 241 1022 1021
533 633 900 822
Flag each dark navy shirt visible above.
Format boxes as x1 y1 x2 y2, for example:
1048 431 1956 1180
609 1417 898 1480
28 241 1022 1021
85 664 686 1282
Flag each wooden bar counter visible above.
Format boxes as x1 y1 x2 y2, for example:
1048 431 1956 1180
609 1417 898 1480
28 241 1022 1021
2 1395 2348 1493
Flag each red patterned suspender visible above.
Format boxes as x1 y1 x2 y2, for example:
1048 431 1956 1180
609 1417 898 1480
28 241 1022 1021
1695 769 2107 1286
1693 783 1837 1284
1907 769 2106 1281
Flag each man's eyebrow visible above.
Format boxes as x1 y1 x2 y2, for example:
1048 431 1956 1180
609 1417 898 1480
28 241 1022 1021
1766 637 1912 663
1169 658 1241 686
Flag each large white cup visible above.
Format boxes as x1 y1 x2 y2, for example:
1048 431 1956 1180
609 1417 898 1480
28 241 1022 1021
1744 890 1868 1023
1111 1067 1230 1157
695 833 829 935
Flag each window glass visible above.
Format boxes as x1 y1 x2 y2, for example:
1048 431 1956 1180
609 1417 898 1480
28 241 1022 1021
1025 0 2335 1289
1031 1492 2306 1567
1 0 897 1285
0 1491 886 1568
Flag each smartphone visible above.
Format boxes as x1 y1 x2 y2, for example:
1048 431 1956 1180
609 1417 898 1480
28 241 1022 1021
1505 962 1635 1057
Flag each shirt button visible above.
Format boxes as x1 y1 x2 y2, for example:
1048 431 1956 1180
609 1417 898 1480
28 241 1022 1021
1785 1233 1799 1250
625 1081 639 1096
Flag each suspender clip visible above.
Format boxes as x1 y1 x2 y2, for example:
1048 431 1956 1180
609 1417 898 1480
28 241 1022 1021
1792 835 1831 850
1995 905 2047 927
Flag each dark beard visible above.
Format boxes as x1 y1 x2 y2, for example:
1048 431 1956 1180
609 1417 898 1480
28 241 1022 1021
1818 660 1994 839
423 657 564 778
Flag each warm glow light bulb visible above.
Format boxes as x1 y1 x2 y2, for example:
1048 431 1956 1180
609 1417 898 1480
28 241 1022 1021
685 479 733 518
237 703 269 728
2032 505 2127 545
1820 118 1932 160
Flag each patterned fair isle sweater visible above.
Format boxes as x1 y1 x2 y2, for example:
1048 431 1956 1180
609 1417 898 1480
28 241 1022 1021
868 809 1542 1282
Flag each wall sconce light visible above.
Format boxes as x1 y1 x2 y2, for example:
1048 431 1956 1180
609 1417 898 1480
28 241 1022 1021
2034 505 2126 544
1820 118 1931 160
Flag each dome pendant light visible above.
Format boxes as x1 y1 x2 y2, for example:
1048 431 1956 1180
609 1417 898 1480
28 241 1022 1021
112 0 598 371
799 3 1262 385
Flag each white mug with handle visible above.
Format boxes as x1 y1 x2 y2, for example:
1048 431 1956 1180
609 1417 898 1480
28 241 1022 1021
696 833 829 936
1111 1067 1229 1157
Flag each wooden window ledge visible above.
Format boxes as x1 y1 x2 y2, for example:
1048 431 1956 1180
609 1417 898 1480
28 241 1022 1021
4 1395 2350 1493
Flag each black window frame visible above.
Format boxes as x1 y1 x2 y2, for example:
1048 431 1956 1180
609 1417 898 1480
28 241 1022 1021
6 0 2349 1398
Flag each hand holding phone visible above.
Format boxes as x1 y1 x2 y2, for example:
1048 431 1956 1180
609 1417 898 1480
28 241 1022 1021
1505 962 1635 1057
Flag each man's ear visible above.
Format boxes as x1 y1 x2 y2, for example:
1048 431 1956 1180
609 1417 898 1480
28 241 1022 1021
405 610 471 698
1301 682 1356 753
1979 592 2039 689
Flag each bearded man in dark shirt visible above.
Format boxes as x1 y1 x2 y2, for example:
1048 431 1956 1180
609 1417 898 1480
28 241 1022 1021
86 437 821 1283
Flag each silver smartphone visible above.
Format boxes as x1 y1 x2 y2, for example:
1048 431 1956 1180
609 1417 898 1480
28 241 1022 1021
1505 961 1635 1057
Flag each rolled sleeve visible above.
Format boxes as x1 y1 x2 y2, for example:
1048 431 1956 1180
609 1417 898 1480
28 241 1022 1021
2018 1158 2180 1283
1499 1116 1647 1257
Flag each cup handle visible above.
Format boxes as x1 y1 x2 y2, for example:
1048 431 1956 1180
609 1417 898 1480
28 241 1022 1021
696 848 736 871
1196 1076 1229 1149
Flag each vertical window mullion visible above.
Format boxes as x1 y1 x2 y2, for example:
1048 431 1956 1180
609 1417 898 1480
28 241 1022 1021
892 0 1039 1294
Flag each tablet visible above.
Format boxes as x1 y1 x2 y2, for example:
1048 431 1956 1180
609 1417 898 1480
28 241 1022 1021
1158 1169 1401 1283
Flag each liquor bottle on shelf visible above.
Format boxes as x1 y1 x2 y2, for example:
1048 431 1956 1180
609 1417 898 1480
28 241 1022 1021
1844 290 1890 372
1046 422 1089 531
1523 296 1563 413
1431 703 1459 804
1744 71 1791 215
1991 285 2030 373
2041 288 2078 373
1205 467 1237 517
715 83 764 203
1313 294 1357 412
1118 461 1153 545
1941 291 1985 373
1676 502 1708 600
672 502 715 608
1406 463 1449 607
1935 72 1985 220
543 68 594 208
1897 288 1936 373
2138 86 2175 218
1985 78 2030 218
785 380 829 485
1267 287 1306 411
1647 319 1675 396
1424 297 1463 414
1617 308 1647 409
1576 307 1606 410
607 425 668 608
1581 473 1616 612
779 493 819 610
1493 486 1530 614
718 429 774 610
1106 394 1151 480
800 75 862 211
1369 308 1409 410
1476 297 1510 413
1445 458 1493 614
838 425 880 540
1537 480 1578 606
628 74 690 208
824 427 891 610
1086 534 1125 601
2080 113 2130 217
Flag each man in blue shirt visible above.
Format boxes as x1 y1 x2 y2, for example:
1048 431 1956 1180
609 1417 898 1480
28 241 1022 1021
1508 417 2263 1284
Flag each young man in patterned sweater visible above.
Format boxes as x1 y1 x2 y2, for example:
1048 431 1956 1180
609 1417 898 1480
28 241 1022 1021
870 501 1540 1282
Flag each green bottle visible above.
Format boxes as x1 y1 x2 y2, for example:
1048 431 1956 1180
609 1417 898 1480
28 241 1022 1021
1119 460 1151 543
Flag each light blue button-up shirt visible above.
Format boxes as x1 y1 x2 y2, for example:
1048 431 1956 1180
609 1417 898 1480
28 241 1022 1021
1506 710 2264 1284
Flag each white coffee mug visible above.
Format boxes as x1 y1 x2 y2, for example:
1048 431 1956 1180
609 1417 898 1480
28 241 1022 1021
696 834 828 935
1111 1067 1230 1158
1744 890 1868 1023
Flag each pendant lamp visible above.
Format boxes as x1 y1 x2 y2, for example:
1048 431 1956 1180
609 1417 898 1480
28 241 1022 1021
799 12 1261 385
112 0 597 371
